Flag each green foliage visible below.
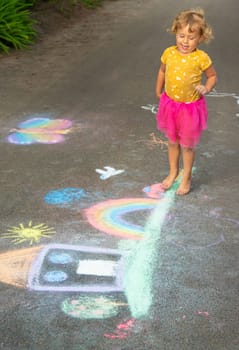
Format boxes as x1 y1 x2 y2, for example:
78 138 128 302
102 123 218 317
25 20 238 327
23 0 38 4
0 0 37 53
42 0 103 10
79 0 103 8
0 0 105 53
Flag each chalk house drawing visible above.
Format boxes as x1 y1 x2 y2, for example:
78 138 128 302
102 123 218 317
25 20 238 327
28 244 127 293
7 116 73 144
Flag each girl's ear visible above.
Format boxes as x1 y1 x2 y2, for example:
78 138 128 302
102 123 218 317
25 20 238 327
199 35 204 43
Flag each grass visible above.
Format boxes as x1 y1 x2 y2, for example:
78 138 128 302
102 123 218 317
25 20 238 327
0 0 106 53
0 0 37 53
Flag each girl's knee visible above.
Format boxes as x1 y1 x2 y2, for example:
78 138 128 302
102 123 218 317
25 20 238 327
168 140 179 148
182 146 194 152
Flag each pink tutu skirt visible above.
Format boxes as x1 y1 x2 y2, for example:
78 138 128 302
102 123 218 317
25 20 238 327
156 92 208 148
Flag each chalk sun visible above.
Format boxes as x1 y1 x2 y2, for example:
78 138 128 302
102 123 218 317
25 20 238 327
3 221 56 245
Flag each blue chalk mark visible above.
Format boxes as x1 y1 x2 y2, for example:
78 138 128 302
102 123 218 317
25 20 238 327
44 187 110 209
143 186 151 193
48 252 73 264
43 270 68 283
44 188 87 206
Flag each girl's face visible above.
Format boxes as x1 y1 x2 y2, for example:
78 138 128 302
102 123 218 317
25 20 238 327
176 25 202 54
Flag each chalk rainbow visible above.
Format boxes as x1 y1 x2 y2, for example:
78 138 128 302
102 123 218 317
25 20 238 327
84 198 158 240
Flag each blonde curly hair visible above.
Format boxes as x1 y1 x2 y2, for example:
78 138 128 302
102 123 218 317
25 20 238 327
169 8 214 43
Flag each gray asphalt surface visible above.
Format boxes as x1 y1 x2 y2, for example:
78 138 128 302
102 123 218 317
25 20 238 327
0 0 238 349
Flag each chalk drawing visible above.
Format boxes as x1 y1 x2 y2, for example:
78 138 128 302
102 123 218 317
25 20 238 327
84 172 189 319
0 246 43 288
143 183 165 199
208 89 239 102
2 221 55 245
48 251 73 264
143 170 184 200
7 117 73 144
44 187 109 209
28 244 127 292
44 188 87 206
141 104 158 114
95 166 125 180
136 133 168 150
43 270 68 283
84 198 159 240
207 208 239 226
198 310 209 317
0 244 127 295
142 89 239 118
123 186 177 319
178 309 210 321
77 259 118 276
207 89 239 118
84 176 182 318
104 318 135 339
200 151 215 158
170 233 225 249
61 296 127 319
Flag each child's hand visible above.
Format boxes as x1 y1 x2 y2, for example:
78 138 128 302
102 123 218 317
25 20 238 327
195 85 208 95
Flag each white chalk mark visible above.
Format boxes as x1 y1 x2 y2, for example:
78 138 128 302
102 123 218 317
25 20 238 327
77 260 117 276
141 104 158 114
207 89 239 105
170 233 225 250
96 166 125 180
206 89 239 118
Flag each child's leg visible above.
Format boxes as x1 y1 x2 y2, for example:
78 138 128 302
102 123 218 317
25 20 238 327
176 147 195 195
162 140 180 189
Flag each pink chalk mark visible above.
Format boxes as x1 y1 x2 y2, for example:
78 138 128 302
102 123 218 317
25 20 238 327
104 330 128 339
8 118 73 145
104 318 136 339
117 318 135 330
143 183 165 199
198 310 209 317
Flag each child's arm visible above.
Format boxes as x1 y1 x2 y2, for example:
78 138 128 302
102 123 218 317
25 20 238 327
195 64 217 95
156 63 166 98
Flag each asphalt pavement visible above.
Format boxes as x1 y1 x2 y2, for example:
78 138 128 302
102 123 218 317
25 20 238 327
0 0 238 349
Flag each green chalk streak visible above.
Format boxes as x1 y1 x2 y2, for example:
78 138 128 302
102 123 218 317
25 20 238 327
124 176 183 319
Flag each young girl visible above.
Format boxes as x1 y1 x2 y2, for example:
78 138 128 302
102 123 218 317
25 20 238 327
156 8 217 195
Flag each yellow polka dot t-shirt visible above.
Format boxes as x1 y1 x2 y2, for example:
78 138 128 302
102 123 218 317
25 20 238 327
162 46 212 102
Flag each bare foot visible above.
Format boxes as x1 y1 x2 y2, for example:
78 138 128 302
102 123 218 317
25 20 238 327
176 177 191 195
162 172 178 190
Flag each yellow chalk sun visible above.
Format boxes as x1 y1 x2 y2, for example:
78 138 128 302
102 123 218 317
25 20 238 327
3 221 56 245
